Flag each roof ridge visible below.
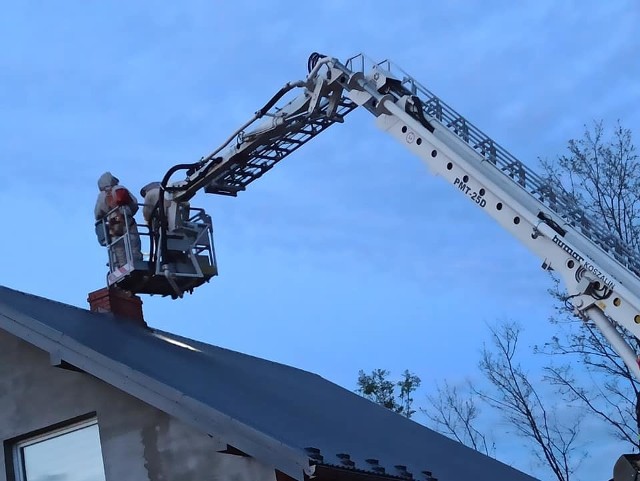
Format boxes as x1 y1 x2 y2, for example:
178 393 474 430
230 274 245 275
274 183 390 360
0 285 90 314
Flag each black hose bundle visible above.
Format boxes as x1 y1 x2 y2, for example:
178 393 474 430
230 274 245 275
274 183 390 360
307 52 326 73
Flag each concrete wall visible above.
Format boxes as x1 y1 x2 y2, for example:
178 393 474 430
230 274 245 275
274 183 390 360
0 328 277 481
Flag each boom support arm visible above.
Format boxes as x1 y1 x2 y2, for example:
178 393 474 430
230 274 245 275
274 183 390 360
165 55 358 201
164 53 640 381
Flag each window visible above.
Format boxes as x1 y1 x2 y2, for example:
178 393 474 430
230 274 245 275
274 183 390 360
12 419 106 481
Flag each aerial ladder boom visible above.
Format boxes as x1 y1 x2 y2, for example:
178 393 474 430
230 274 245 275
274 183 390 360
159 53 640 387
164 56 359 202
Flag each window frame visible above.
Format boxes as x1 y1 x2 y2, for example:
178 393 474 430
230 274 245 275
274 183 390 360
9 416 106 481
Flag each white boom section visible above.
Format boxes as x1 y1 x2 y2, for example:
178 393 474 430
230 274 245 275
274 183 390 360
343 57 640 380
342 57 640 380
165 53 640 379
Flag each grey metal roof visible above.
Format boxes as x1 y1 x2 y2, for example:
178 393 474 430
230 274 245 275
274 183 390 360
0 285 539 481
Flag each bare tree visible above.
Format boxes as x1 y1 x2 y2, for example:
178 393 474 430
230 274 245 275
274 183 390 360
542 121 640 249
539 121 640 450
475 322 585 481
423 381 495 456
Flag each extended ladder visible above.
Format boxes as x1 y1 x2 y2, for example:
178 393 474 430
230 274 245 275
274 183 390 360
346 55 640 280
168 52 640 380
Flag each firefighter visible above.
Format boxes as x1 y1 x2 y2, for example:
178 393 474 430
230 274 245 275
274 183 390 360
140 181 189 232
94 172 142 267
140 181 193 266
140 181 165 227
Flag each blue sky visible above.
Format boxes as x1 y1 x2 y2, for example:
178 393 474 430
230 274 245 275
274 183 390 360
1 1 639 480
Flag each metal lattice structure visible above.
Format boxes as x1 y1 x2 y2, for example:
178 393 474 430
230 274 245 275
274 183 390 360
204 98 357 196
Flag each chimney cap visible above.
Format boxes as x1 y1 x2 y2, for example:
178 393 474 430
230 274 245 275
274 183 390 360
87 286 147 327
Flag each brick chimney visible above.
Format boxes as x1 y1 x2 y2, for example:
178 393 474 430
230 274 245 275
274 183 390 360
87 287 147 327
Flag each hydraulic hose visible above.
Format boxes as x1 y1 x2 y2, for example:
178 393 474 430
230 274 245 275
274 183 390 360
204 80 306 163
307 52 327 74
255 81 304 117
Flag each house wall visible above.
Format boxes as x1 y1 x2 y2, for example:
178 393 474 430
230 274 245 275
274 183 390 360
0 328 277 481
